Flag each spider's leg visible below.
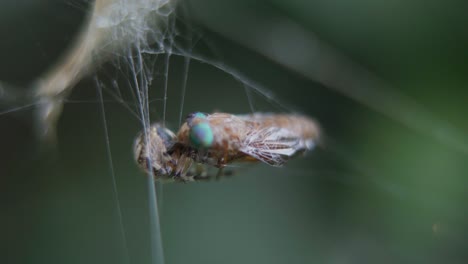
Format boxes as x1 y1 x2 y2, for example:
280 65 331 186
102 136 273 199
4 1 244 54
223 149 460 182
215 167 225 180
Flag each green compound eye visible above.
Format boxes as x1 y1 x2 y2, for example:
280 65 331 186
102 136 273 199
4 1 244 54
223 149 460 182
189 122 214 148
193 112 207 119
186 112 208 127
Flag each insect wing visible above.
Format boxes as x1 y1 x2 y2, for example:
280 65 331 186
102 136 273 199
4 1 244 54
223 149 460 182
240 127 307 166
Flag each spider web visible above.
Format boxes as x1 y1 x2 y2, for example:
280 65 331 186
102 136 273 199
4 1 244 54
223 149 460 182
1 1 297 264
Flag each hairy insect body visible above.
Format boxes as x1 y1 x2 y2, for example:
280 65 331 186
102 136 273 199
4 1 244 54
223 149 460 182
176 112 320 167
176 113 248 166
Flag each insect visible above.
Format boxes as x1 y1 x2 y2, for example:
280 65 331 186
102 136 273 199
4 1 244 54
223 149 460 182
175 112 320 167
134 112 320 182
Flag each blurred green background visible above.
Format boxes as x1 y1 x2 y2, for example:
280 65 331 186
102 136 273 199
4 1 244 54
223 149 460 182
1 0 468 263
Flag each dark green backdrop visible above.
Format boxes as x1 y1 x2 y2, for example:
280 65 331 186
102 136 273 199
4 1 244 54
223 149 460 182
1 0 468 263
